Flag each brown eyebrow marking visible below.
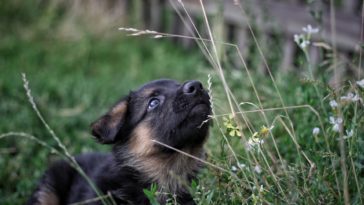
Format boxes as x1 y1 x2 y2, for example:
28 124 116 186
141 87 165 99
140 88 156 97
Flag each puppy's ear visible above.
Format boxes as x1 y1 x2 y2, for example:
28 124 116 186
91 97 129 144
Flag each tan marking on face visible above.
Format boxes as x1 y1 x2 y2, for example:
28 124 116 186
141 88 156 97
37 189 59 205
108 101 127 128
128 122 155 156
127 121 207 194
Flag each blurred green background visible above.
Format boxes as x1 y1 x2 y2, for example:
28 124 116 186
0 1 209 203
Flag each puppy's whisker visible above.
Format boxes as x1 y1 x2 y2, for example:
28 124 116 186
197 115 214 128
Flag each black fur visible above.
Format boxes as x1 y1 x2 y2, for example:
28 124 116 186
26 79 211 205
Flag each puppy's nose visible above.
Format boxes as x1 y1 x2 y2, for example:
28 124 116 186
183 80 203 95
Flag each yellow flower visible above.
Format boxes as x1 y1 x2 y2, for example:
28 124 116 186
260 125 274 137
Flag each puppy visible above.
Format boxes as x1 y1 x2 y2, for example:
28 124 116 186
26 79 211 205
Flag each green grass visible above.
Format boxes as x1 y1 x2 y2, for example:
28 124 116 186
1 1 364 205
0 26 207 204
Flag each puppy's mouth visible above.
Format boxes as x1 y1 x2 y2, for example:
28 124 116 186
184 102 211 127
173 88 211 127
188 103 210 117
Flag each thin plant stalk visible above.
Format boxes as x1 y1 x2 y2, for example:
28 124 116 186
303 51 328 116
21 73 112 205
329 1 350 204
171 0 255 136
0 132 116 205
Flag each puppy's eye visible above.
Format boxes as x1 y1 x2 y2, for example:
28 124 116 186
148 98 160 111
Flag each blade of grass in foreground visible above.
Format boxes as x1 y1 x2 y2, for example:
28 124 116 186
21 73 115 205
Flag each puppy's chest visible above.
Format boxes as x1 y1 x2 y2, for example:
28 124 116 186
130 151 203 193
93 165 147 204
101 154 199 204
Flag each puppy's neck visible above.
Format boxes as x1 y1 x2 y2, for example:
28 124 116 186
114 142 204 194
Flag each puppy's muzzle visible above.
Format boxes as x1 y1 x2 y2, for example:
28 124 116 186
182 80 204 96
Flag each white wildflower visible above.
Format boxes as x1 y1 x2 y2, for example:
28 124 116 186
245 137 264 151
312 127 320 136
352 94 362 102
302 24 319 34
294 34 302 45
329 100 338 108
329 116 343 132
259 185 264 192
330 116 343 124
232 163 246 172
300 40 310 49
356 79 364 88
332 124 340 132
340 129 354 140
341 92 362 103
294 34 310 49
254 165 262 174
238 163 246 169
343 129 354 139
340 93 353 102
245 143 253 151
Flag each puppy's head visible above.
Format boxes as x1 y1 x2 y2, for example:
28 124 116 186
91 79 211 154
